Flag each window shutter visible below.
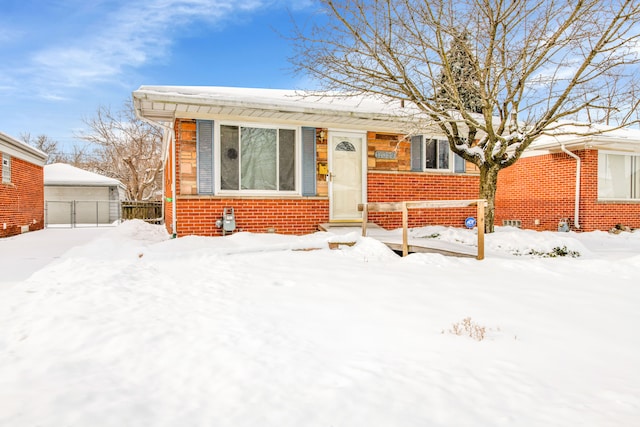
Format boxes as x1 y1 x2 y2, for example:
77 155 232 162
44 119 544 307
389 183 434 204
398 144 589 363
301 127 317 196
454 153 466 173
410 135 423 171
197 120 214 194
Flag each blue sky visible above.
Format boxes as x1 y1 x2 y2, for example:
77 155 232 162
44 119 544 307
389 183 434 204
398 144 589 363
0 0 318 152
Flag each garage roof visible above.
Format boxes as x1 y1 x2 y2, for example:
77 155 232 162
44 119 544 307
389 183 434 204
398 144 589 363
45 163 124 188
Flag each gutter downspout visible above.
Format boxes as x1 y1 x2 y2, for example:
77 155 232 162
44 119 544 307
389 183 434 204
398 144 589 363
134 107 177 238
170 124 176 238
561 144 581 229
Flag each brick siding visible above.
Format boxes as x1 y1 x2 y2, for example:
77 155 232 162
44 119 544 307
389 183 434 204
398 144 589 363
367 171 480 229
495 149 640 231
175 197 329 236
0 156 44 238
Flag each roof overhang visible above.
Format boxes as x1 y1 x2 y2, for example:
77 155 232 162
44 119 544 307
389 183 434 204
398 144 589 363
132 86 424 133
0 131 48 165
532 134 640 154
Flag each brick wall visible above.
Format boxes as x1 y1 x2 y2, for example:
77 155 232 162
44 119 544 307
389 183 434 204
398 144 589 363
175 197 329 236
0 156 44 238
367 171 480 229
495 149 640 231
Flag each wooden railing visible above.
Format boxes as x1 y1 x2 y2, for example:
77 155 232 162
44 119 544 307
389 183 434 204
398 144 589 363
358 199 487 260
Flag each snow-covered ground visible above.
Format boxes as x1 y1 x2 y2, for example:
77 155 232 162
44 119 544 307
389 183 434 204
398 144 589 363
1 221 639 426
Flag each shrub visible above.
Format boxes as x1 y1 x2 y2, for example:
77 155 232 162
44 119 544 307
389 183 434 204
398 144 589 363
525 245 580 258
447 317 486 341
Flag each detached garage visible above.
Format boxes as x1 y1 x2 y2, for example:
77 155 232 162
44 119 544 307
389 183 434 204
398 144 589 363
44 163 126 226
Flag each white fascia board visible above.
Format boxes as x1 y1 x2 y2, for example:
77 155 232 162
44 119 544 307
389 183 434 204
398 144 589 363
132 86 418 130
0 131 48 165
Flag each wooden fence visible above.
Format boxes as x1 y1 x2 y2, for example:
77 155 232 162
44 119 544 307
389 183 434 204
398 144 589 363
358 199 487 260
121 201 163 224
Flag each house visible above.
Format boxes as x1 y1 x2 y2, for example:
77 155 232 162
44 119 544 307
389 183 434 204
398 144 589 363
496 123 640 232
44 163 126 226
132 86 481 237
0 131 48 238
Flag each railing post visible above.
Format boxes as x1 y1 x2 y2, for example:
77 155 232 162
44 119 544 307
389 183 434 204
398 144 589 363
362 204 368 237
402 202 409 257
477 200 485 260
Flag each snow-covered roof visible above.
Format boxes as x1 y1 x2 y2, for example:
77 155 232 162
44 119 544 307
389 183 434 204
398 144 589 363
0 130 48 165
133 85 423 133
44 163 124 188
531 122 640 152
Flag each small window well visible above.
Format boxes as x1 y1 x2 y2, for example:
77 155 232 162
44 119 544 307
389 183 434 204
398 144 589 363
503 220 522 228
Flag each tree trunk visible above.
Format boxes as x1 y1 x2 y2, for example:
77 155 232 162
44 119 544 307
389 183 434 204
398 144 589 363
479 165 500 233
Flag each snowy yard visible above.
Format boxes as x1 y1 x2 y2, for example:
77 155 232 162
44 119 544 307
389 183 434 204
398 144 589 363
1 221 639 426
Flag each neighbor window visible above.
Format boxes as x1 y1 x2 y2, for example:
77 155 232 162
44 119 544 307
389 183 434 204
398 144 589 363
598 152 640 200
1 153 10 183
220 125 296 192
411 136 465 173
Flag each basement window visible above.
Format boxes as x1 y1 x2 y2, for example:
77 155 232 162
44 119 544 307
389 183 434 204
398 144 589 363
503 220 522 228
1 153 10 183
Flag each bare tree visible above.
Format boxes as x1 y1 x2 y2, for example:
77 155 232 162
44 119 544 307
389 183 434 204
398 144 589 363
583 75 640 126
21 133 64 164
21 133 95 167
78 100 163 201
291 0 640 231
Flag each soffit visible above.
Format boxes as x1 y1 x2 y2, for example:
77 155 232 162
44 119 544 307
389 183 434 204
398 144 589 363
133 89 421 133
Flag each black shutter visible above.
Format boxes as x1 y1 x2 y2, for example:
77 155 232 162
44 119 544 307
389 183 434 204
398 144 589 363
411 135 423 171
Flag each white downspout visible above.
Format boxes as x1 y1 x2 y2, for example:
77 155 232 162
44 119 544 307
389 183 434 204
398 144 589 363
561 144 581 229
133 105 177 237
170 124 177 238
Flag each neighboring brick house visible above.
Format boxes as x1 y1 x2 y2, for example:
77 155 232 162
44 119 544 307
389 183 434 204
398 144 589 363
133 86 480 237
496 124 640 232
0 131 48 238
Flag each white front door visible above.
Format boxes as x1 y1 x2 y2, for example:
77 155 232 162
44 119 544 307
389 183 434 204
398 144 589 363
329 132 365 221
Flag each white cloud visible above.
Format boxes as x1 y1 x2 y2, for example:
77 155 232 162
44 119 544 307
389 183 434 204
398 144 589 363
25 0 273 94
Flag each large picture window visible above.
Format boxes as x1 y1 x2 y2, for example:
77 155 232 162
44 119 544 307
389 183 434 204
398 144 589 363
220 125 296 192
598 152 640 200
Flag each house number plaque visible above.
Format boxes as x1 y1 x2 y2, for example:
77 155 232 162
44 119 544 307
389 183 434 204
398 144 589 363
374 150 397 159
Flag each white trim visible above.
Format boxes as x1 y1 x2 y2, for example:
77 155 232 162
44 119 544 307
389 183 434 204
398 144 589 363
598 149 640 157
0 132 48 166
597 150 640 202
